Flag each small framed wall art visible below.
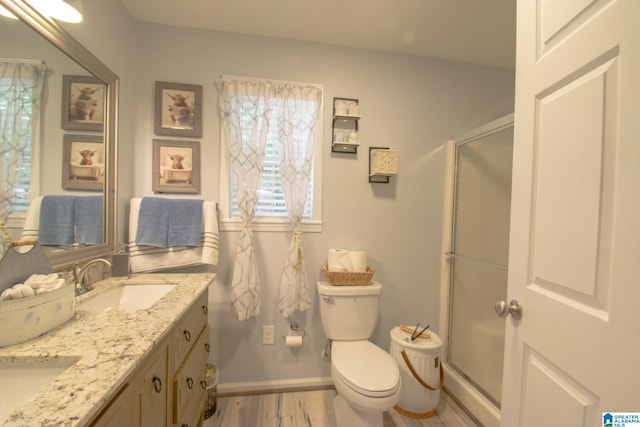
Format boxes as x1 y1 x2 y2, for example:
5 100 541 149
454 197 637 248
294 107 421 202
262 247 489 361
61 75 106 132
369 147 398 183
154 81 203 138
61 134 105 190
152 139 201 193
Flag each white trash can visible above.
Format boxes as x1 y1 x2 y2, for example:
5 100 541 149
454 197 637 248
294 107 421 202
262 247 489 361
389 326 443 418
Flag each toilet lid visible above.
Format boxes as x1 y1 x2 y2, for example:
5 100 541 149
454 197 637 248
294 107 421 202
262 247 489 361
332 341 400 397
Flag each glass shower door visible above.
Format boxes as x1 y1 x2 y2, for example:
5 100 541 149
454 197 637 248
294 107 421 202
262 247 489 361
447 124 513 407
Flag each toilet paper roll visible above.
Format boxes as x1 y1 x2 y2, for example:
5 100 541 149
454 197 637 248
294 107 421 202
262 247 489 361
285 335 303 347
349 251 368 272
328 249 352 271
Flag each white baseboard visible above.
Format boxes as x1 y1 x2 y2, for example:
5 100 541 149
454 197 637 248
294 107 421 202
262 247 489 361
218 376 334 396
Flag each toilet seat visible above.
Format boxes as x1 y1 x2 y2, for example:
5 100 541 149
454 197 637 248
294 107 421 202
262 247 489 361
332 341 400 397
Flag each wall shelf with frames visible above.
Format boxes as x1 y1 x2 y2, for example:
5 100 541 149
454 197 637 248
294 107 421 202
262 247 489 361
331 97 361 154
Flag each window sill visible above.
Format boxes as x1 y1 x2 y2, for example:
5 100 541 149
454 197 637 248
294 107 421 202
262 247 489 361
220 218 322 233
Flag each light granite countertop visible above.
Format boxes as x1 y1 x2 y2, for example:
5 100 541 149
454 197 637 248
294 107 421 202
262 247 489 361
0 273 215 427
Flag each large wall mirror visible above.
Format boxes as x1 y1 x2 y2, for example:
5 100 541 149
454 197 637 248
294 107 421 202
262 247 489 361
0 0 117 269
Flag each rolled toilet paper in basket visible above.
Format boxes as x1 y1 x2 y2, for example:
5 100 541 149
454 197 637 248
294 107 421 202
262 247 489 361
349 251 368 272
328 249 352 272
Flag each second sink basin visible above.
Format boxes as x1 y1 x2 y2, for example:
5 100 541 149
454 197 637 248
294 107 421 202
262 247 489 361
76 284 177 311
0 358 77 421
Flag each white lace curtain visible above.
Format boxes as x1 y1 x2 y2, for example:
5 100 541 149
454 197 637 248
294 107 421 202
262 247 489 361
218 77 321 320
0 60 46 254
277 85 321 317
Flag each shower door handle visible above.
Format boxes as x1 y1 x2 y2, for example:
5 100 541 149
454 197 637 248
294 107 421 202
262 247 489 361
495 299 522 320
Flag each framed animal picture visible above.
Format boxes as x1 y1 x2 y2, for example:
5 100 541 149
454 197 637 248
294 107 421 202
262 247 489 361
154 81 203 138
152 139 201 194
62 134 105 191
61 75 106 132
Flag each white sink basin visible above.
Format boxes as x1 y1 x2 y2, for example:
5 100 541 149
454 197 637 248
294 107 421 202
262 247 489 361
76 284 177 311
0 358 77 421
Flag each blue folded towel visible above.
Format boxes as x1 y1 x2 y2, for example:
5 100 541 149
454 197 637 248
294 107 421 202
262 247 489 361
135 197 171 247
168 199 203 247
39 195 76 246
75 196 103 244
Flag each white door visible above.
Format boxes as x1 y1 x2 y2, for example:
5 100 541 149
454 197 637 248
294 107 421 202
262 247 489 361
501 0 640 426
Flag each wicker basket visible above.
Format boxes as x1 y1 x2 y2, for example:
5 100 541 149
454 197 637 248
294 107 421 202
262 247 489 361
322 265 375 286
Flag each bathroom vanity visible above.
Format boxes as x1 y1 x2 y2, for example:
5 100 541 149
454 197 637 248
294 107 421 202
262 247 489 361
0 273 214 426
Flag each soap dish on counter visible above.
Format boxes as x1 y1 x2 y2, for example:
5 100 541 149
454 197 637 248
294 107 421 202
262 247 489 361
321 265 375 286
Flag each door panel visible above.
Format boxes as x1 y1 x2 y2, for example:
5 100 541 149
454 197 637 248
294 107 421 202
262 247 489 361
521 348 599 426
502 0 639 425
533 56 617 307
540 0 613 49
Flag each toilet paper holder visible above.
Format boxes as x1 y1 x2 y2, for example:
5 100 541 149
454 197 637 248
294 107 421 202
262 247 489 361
282 321 306 340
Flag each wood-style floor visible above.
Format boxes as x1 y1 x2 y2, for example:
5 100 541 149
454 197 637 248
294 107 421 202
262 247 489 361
204 388 480 427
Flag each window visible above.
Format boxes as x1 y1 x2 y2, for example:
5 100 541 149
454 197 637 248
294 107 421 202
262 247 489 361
219 78 323 232
0 63 41 218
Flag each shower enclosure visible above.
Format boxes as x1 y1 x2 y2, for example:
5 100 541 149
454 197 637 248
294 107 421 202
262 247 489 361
439 114 513 427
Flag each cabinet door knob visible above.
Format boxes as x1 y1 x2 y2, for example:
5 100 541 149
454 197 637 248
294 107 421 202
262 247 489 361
152 376 162 393
202 305 208 315
186 377 194 389
205 343 210 353
200 380 207 390
183 329 191 342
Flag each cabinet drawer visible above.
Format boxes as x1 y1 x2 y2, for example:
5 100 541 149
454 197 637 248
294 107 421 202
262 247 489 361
173 325 209 423
174 291 208 370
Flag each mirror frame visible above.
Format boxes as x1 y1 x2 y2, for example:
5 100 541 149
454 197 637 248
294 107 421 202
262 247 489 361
1 0 118 269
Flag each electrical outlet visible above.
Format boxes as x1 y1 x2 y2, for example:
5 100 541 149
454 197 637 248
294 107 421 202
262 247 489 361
262 325 275 345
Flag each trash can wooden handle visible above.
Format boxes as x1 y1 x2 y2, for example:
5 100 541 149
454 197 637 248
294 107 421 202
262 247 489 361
400 349 444 391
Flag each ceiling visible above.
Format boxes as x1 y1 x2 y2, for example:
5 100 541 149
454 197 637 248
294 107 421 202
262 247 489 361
120 0 516 69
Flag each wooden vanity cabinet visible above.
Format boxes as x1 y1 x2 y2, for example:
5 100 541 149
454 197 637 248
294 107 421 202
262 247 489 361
171 291 209 427
135 344 169 426
90 384 135 427
88 289 209 427
174 325 209 427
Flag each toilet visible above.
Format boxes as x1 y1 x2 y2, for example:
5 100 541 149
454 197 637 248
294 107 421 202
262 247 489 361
317 281 401 427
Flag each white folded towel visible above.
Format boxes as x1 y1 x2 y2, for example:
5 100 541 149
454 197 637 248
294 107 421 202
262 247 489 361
17 196 43 254
1 283 35 300
35 278 65 295
25 273 59 289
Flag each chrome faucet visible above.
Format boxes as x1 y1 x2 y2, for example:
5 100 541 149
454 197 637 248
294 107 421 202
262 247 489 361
74 258 112 295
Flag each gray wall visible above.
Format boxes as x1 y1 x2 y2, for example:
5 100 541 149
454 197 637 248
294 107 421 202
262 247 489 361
68 3 515 389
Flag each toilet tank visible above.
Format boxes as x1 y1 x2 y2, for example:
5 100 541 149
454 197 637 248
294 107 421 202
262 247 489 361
317 281 382 340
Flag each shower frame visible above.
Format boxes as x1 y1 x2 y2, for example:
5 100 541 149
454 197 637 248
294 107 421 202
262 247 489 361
438 113 513 427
